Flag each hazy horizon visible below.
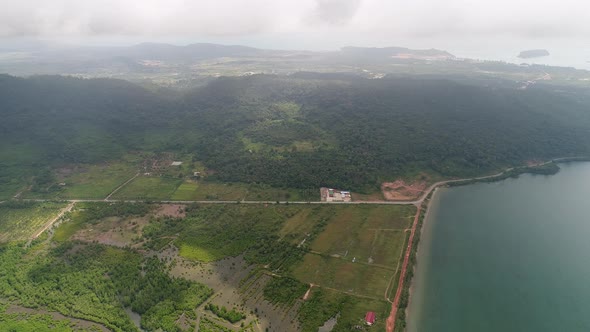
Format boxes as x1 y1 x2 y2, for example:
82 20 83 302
1 0 589 69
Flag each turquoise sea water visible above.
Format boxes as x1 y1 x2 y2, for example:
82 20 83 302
408 162 590 332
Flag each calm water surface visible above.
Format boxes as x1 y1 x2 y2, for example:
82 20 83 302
408 162 590 332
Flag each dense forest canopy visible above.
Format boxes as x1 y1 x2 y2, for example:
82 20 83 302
2 73 590 192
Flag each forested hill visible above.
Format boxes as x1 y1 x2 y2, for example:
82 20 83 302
2 73 590 193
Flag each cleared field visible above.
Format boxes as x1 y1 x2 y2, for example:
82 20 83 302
0 201 67 242
170 182 249 201
20 161 138 200
370 230 409 266
365 205 415 229
59 162 137 199
112 176 182 199
309 205 413 254
171 181 319 201
244 184 318 202
351 191 385 201
0 143 42 200
178 243 221 262
278 206 336 244
289 205 414 301
292 254 393 299
53 202 152 243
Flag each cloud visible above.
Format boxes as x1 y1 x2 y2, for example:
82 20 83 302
0 0 588 43
0 0 305 37
308 0 362 25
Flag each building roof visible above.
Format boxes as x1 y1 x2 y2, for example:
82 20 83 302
365 311 376 324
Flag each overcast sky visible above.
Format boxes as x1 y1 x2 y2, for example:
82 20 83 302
1 0 589 66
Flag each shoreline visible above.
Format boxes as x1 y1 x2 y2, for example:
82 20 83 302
387 157 586 332
404 187 440 331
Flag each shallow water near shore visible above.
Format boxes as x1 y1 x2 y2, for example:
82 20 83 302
408 162 590 332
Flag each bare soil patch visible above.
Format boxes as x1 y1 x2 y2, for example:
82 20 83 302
155 204 186 218
381 180 427 201
70 215 149 248
526 160 544 167
55 164 88 180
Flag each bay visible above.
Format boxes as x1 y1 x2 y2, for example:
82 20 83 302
408 162 590 332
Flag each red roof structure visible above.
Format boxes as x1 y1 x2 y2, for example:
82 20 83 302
365 311 376 325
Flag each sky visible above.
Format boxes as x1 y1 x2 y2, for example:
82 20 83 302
0 0 589 67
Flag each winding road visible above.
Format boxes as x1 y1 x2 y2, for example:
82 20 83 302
9 157 572 332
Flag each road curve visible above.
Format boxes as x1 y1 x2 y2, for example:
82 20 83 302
385 158 570 332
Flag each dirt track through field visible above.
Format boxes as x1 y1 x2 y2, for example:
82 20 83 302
27 202 74 245
104 172 139 200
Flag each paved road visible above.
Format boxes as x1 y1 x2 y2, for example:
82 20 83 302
21 198 421 205
14 158 572 208
13 166 533 207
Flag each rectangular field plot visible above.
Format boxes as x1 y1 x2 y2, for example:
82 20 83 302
170 181 319 202
292 254 393 299
21 162 138 200
370 230 409 267
112 176 182 199
59 163 137 199
170 182 249 201
309 205 413 257
278 206 339 244
364 205 415 229
0 201 67 242
244 185 319 202
289 205 414 300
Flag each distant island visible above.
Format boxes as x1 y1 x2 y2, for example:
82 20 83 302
518 49 550 59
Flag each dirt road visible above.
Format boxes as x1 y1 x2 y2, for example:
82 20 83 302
104 173 139 200
383 160 565 332
386 205 421 332
27 202 75 245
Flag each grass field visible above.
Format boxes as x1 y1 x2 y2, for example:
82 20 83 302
58 162 137 199
0 201 67 242
278 206 338 245
0 143 41 199
170 181 319 201
290 205 414 300
19 161 138 200
170 182 249 200
292 254 393 299
112 176 182 199
243 184 318 202
309 205 413 254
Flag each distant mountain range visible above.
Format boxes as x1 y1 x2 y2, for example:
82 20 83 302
31 43 454 62
0 41 588 90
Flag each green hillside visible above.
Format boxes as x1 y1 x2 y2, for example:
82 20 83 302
2 73 590 196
